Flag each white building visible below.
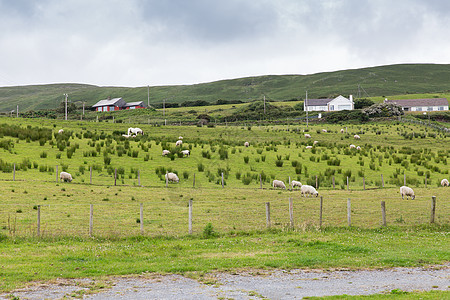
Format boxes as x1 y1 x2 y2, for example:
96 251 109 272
304 95 354 112
385 98 449 112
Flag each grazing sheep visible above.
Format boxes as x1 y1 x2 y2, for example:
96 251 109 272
122 134 131 138
165 172 179 183
128 127 144 136
356 146 361 150
291 180 302 188
181 149 190 157
244 141 249 147
301 185 318 197
322 129 327 133
176 140 183 146
178 136 183 140
272 180 286 189
305 146 313 149
349 144 356 149
441 179 449 187
400 186 415 200
313 141 318 145
58 129 64 134
354 134 360 140
162 150 170 156
60 171 72 182
304 134 311 138
340 129 344 133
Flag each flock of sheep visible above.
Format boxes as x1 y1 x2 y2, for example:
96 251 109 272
56 128 448 199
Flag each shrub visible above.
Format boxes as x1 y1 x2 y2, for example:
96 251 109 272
197 163 204 172
275 160 283 167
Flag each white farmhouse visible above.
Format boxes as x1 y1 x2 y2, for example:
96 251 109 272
385 98 449 112
304 95 354 112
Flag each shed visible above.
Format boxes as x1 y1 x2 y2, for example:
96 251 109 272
92 98 126 112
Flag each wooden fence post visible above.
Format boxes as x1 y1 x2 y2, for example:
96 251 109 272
265 202 271 228
56 165 58 183
37 205 41 237
165 172 168 188
289 198 294 228
138 170 141 186
89 204 93 237
140 203 144 234
114 168 117 186
221 172 224 188
363 177 365 190
430 196 436 224
13 163 15 181
188 199 193 234
90 166 92 184
381 201 386 226
319 196 323 227
347 198 351 227
347 176 349 191
381 174 384 188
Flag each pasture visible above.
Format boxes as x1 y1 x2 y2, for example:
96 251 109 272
0 117 449 294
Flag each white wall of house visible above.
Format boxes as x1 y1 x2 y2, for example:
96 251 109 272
410 106 449 112
327 95 354 111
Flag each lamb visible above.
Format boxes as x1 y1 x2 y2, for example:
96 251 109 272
313 141 318 145
349 144 356 149
176 140 183 146
178 136 183 140
301 184 318 197
162 150 170 156
400 186 415 200
181 149 190 157
356 146 361 151
322 129 327 133
122 134 131 138
165 172 179 183
291 180 302 188
305 146 313 149
304 134 311 138
272 180 286 189
60 171 73 182
354 134 360 140
58 129 64 134
244 141 249 147
441 179 449 187
340 129 344 133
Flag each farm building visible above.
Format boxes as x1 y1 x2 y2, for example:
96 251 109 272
304 95 354 112
384 98 449 112
92 98 147 112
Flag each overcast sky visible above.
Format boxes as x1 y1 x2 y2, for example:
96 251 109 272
1 0 450 87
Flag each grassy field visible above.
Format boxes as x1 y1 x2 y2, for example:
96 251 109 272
0 117 449 295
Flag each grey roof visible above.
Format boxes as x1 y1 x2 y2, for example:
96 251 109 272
305 99 332 106
124 101 147 107
92 97 126 108
386 98 448 108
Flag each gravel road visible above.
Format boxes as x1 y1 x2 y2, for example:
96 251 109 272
2 265 449 299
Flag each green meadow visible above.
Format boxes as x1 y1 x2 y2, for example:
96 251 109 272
0 116 449 295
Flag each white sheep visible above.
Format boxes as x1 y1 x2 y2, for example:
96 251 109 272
301 185 318 197
176 140 183 146
60 171 73 182
313 141 318 145
181 149 190 157
178 136 183 140
244 141 249 147
304 133 311 138
322 129 327 133
441 179 449 187
356 146 361 151
162 150 170 156
340 129 344 133
122 134 131 138
128 127 144 136
305 146 313 149
354 134 360 140
291 180 302 188
349 144 356 149
272 180 286 189
400 186 415 200
165 172 179 183
58 129 64 134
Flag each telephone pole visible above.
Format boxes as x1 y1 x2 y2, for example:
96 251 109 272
305 90 308 128
147 85 150 107
64 93 68 121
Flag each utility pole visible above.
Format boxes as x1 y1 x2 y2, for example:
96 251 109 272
163 98 165 116
263 95 266 114
305 90 308 128
82 101 85 116
64 93 68 121
147 85 150 107
16 105 18 118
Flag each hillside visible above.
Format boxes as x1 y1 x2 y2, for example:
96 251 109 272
1 63 450 112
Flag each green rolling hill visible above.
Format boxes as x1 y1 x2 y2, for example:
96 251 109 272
1 63 450 112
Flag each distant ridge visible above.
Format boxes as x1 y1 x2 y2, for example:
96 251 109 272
1 63 450 112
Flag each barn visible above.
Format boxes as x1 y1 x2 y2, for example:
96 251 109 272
124 101 147 110
385 98 449 112
305 95 354 112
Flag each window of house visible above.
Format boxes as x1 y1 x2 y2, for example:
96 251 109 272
427 107 433 111
338 105 351 110
416 107 422 111
330 105 334 111
439 106 444 111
